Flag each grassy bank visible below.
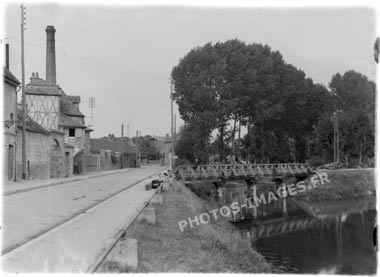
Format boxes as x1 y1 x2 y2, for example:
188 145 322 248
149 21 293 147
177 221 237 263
296 169 375 201
100 179 271 273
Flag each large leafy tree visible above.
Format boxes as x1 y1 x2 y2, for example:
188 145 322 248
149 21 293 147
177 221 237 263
172 40 374 166
329 70 375 164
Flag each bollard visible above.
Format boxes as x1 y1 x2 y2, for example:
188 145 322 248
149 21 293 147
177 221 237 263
145 183 152 191
137 206 156 225
161 182 170 191
106 238 138 272
150 194 163 205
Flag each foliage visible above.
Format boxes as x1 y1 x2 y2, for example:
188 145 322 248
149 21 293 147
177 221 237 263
172 40 375 166
133 135 160 160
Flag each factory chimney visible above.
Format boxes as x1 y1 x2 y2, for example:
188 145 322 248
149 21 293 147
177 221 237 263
45 26 56 85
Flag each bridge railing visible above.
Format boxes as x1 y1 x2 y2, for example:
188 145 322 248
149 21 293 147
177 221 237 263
174 163 314 181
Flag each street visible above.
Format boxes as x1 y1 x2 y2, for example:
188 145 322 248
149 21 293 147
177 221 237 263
2 166 165 257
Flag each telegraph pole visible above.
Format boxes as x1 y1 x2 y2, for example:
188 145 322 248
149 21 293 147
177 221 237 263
170 74 174 170
120 124 124 168
174 113 177 147
21 4 27 180
135 130 139 167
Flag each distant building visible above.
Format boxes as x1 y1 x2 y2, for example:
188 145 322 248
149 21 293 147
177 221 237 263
153 134 179 166
90 135 137 168
3 67 20 181
90 135 137 155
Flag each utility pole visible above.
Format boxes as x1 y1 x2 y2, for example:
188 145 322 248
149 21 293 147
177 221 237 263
135 130 139 167
170 74 174 170
174 113 176 147
127 124 130 138
120 124 124 169
21 4 27 180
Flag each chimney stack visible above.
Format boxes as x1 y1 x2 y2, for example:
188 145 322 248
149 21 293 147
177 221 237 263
46 26 56 85
5 43 9 69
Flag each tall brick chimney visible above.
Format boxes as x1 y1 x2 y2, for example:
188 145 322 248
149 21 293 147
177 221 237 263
46 26 56 85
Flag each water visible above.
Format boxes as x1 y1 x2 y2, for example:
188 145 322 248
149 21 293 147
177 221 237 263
236 198 377 274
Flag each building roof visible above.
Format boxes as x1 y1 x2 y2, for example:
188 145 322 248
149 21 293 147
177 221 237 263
25 73 87 129
25 75 62 96
17 109 49 135
154 134 180 144
3 67 21 87
64 143 75 148
25 84 62 96
68 95 80 104
59 113 86 128
60 93 84 117
154 135 171 142
90 137 137 154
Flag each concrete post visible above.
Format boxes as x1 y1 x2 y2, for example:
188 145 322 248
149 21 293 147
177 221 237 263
106 238 138 271
282 182 287 216
137 206 156 225
115 152 121 169
100 149 106 171
151 194 163 205
106 150 112 170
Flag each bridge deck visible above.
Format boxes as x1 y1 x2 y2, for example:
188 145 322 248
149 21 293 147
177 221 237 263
175 163 314 182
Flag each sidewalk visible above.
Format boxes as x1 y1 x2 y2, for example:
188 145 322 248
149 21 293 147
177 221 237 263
3 167 140 196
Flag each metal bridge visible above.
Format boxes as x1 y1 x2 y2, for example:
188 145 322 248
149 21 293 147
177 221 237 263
174 163 314 182
249 216 321 241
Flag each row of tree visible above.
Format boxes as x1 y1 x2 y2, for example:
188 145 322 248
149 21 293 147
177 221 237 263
172 39 375 166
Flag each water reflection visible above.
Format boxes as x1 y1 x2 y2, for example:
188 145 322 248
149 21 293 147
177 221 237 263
237 200 377 274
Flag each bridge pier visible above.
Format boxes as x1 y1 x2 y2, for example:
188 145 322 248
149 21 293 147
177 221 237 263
282 182 288 217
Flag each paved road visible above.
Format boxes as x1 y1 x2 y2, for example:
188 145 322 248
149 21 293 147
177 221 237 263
2 166 165 255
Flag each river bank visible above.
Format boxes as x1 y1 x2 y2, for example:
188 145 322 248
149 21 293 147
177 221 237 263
296 169 375 201
100 179 271 273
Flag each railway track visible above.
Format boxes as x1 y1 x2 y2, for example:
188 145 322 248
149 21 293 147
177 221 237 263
1 167 169 272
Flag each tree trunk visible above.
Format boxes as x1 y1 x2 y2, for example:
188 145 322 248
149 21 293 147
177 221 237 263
293 134 296 163
359 138 363 165
237 116 242 161
247 118 251 162
220 122 225 162
336 117 340 163
333 113 336 163
306 134 311 161
232 115 237 156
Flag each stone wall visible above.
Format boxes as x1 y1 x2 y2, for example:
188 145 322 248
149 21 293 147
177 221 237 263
84 151 137 172
16 131 50 180
84 153 101 172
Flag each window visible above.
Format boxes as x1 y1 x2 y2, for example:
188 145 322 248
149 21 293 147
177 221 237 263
10 113 14 122
69 128 75 137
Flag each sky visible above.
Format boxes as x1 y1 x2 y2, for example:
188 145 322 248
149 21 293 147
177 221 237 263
3 3 377 138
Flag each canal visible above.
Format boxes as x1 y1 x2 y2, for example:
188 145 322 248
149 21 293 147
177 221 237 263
236 198 377 274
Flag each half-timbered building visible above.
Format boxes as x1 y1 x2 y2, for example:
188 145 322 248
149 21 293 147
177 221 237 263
22 25 90 178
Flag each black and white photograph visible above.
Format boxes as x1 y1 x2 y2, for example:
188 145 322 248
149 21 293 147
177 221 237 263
0 0 378 274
